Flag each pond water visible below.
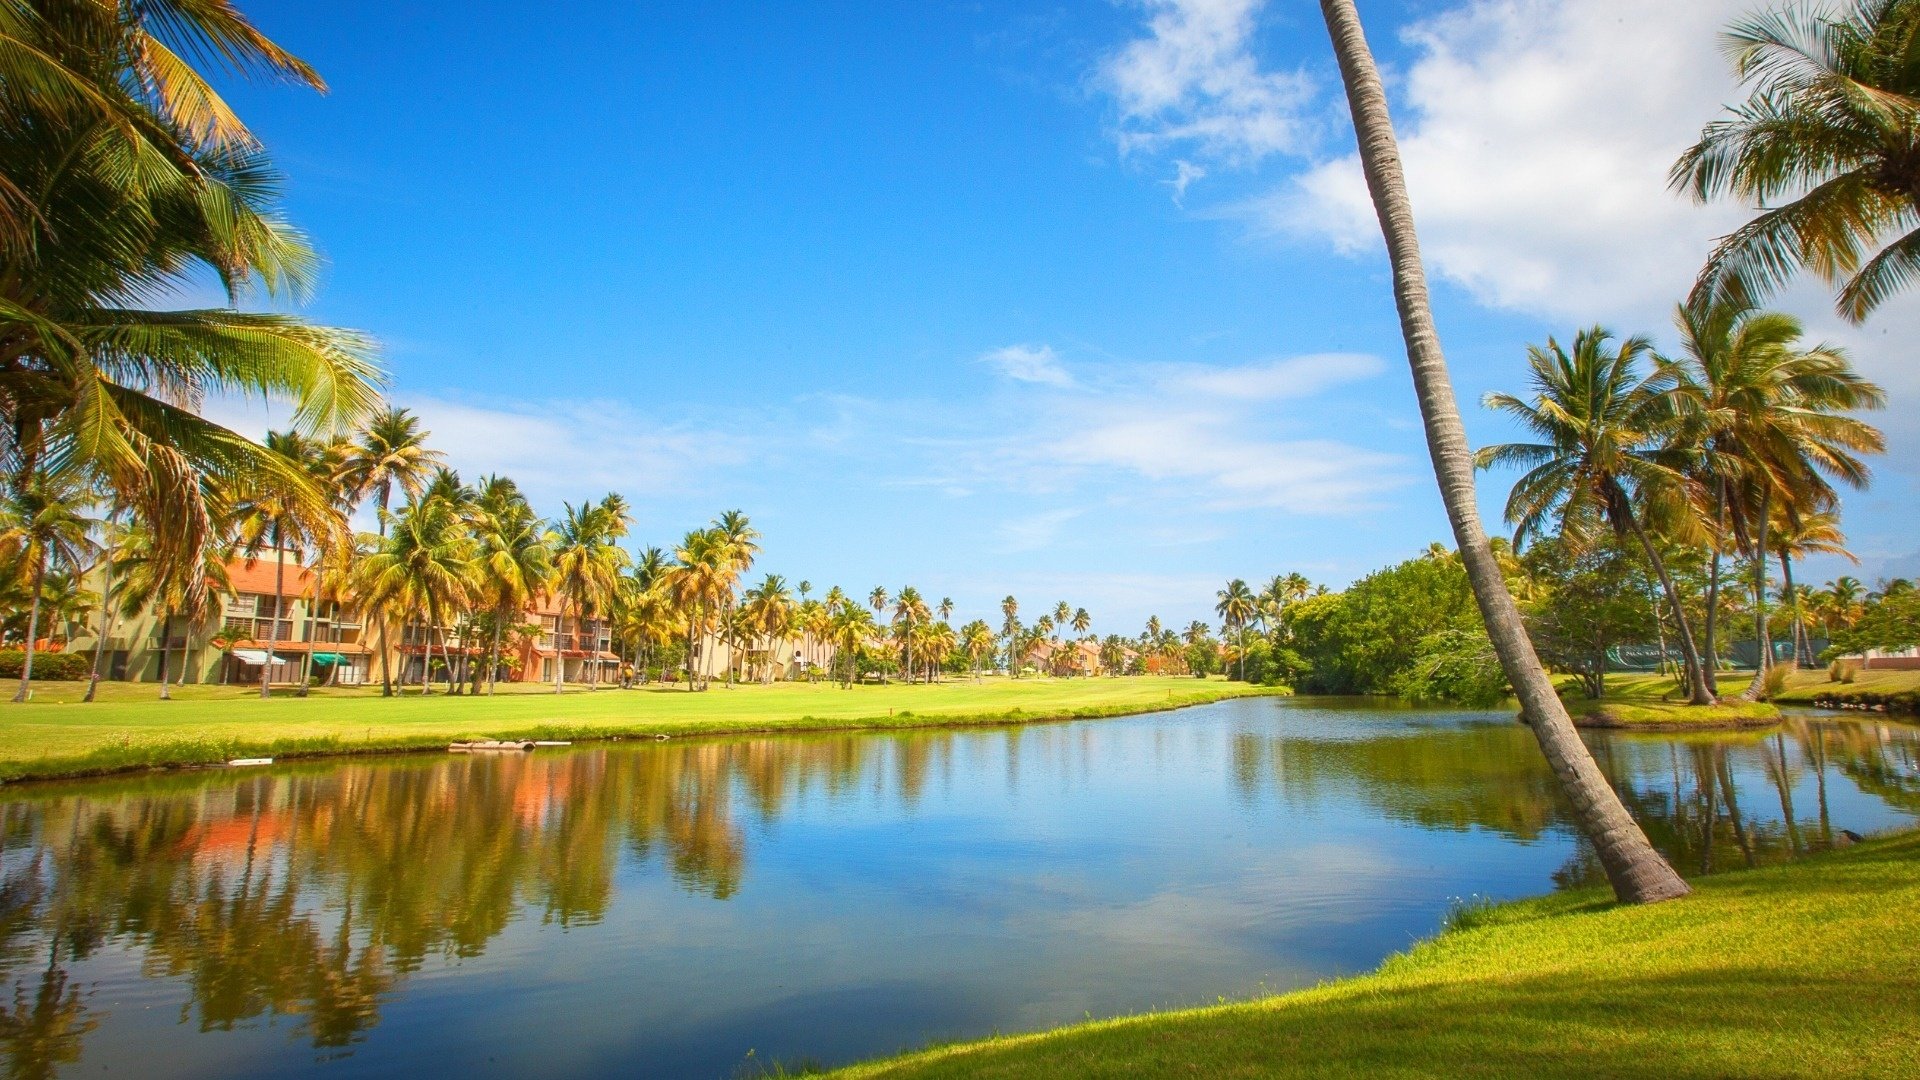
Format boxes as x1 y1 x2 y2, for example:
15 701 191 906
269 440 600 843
0 697 1915 1079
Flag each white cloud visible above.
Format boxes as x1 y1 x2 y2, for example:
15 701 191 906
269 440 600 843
1156 352 1384 400
980 343 1075 387
1278 0 1750 325
996 508 1084 553
1100 0 1313 169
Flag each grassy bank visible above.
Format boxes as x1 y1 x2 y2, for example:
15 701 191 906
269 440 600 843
1557 673 1781 728
1772 667 1920 714
0 676 1284 783
830 829 1920 1080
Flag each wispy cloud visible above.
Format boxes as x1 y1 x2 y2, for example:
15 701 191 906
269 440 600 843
980 343 1075 387
1099 0 1313 172
995 507 1084 553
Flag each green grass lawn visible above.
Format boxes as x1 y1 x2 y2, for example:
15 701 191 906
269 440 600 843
829 829 1920 1080
1556 673 1782 728
1772 666 1920 711
0 675 1282 782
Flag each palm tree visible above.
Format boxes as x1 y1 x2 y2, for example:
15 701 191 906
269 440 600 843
741 573 795 683
1477 329 1717 706
1771 510 1856 665
229 431 346 699
356 494 475 696
959 619 995 681
0 468 97 699
668 528 732 691
1215 579 1257 681
828 600 876 687
339 408 443 538
111 514 232 699
548 497 630 693
1666 301 1882 695
892 586 926 682
470 476 552 694
1672 0 1920 321
1320 0 1689 903
1 5 381 579
1000 595 1020 677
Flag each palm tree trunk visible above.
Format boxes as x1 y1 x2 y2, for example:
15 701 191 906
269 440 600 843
376 611 394 696
156 609 173 700
488 617 503 696
1781 550 1807 667
686 608 699 692
1742 491 1773 699
1622 508 1718 705
85 537 117 703
11 549 47 702
1703 483 1726 695
261 539 286 700
554 602 568 695
1319 0 1688 904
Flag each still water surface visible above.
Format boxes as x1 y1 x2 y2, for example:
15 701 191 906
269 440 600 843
1 697 1915 1078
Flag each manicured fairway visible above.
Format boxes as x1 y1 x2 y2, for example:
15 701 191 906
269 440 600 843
0 676 1281 781
830 828 1920 1080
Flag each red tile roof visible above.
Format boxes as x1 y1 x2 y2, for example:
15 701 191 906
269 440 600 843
225 553 316 598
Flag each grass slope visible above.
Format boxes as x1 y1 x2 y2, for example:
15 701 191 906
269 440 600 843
1558 673 1781 728
0 676 1281 782
1773 668 1920 713
831 830 1920 1080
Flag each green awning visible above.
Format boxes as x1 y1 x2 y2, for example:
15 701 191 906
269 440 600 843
310 653 347 664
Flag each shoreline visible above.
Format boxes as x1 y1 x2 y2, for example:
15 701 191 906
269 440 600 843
826 826 1920 1079
0 681 1290 787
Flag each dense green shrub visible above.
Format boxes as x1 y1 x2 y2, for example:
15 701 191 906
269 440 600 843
1288 550 1480 696
0 650 94 681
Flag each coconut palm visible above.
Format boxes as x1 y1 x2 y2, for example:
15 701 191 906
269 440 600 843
1319 0 1688 903
1673 0 1920 321
548 497 630 693
668 528 732 691
1772 511 1857 664
356 494 474 696
741 573 795 683
228 431 346 698
0 468 97 699
892 586 927 682
1000 595 1020 677
959 619 995 681
111 513 232 699
470 476 552 694
827 601 876 688
1665 301 1882 695
1477 329 1717 707
339 408 442 537
1215 579 1257 681
1 3 381 583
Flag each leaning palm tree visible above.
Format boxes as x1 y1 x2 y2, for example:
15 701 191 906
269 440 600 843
1319 0 1688 903
1479 330 1718 706
1673 0 1920 322
338 408 443 537
0 467 98 700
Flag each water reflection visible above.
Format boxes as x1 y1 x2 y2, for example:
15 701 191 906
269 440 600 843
0 705 1913 1079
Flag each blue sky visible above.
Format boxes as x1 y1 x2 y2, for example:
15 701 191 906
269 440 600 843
210 0 1919 634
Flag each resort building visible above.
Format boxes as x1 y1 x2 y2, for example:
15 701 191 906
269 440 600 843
67 550 376 687
688 630 836 683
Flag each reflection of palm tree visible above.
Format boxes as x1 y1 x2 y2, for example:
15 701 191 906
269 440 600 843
1319 0 1687 902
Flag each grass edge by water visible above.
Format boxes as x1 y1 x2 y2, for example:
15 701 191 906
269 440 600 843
824 826 1920 1080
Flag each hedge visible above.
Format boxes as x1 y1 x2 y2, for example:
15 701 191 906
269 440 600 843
0 649 95 681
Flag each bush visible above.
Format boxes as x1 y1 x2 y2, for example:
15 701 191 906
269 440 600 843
0 649 94 681
1828 660 1846 682
1759 664 1790 701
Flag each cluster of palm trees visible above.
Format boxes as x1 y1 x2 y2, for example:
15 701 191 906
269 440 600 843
1476 308 1883 706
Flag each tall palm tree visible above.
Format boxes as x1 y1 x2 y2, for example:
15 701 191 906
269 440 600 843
668 528 731 691
356 494 474 696
1320 0 1688 903
1771 510 1857 665
470 475 552 694
1215 579 1257 681
548 497 629 693
1000 595 1019 677
229 431 346 698
741 573 794 683
959 619 995 681
339 408 443 538
827 600 876 688
1666 301 1882 694
1673 0 1920 321
0 467 97 699
892 586 926 682
1478 329 1717 706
